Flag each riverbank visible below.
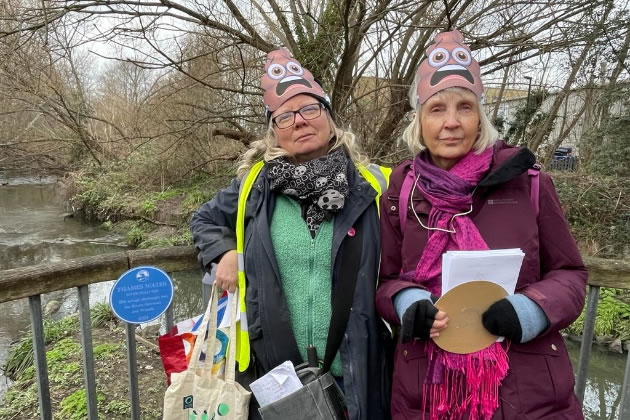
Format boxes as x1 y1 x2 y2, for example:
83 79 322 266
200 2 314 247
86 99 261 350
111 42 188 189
64 166 630 255
61 162 236 249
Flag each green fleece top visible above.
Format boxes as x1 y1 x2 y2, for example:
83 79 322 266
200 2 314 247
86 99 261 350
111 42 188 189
270 194 342 376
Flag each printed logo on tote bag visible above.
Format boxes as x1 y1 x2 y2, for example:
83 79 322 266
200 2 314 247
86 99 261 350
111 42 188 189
183 395 194 409
187 403 230 419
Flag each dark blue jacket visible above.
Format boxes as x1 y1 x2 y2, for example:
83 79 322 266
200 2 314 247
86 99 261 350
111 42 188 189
191 160 391 420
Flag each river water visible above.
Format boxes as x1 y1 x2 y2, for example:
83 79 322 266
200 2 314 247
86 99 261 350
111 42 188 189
0 173 627 418
0 173 204 404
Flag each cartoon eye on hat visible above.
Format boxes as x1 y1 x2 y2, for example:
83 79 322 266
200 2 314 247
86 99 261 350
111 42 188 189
266 61 311 96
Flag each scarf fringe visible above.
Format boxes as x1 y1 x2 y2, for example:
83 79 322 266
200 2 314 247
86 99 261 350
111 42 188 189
422 341 509 420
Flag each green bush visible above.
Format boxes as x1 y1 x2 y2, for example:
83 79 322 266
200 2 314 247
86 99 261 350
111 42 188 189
582 85 630 178
47 338 81 362
553 173 630 258
566 288 630 341
57 389 105 420
91 302 116 327
3 317 79 379
93 343 122 360
0 382 39 417
505 90 550 147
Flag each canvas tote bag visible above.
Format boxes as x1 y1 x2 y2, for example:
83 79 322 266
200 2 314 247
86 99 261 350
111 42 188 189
163 284 251 419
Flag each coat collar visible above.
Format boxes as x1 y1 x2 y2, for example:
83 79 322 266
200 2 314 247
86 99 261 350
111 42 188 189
478 141 536 187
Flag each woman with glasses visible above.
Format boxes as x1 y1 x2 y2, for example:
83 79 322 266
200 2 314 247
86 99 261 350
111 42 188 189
191 48 391 420
376 30 586 419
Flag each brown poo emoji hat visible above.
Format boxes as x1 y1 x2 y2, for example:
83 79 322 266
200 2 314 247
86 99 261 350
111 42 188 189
261 48 330 121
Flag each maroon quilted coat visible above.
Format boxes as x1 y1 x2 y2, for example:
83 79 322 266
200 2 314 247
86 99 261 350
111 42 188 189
376 142 587 419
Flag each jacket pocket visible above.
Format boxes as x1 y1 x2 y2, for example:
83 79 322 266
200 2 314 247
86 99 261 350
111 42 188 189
386 195 401 215
386 195 430 232
245 286 262 340
387 194 431 215
392 340 427 412
509 333 576 415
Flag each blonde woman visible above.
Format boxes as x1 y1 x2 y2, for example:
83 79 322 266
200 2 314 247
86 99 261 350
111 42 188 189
191 49 390 420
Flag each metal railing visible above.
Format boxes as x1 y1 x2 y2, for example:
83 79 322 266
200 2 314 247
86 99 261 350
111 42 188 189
0 246 199 420
1 246 629 419
550 156 578 171
574 257 630 418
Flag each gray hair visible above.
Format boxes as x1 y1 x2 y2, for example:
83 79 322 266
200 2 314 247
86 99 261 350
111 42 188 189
237 112 368 178
402 86 499 156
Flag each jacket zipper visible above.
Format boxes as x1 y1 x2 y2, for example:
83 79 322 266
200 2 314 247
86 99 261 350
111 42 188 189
308 235 316 347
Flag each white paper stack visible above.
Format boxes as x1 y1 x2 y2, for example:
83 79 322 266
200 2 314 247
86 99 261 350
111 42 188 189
441 248 525 295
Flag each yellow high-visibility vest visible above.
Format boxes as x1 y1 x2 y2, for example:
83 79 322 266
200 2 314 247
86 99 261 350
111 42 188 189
234 161 390 371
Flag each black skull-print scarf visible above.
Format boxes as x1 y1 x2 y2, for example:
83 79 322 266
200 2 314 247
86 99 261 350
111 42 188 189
267 147 349 236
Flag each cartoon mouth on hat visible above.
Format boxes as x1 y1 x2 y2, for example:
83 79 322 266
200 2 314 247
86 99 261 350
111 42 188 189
276 76 312 96
431 64 474 86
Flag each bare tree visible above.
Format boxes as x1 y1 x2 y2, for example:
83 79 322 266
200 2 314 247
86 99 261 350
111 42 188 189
528 0 616 153
1 0 626 173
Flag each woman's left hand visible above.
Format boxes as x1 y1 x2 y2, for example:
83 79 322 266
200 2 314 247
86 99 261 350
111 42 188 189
215 250 239 293
401 301 449 342
429 310 448 338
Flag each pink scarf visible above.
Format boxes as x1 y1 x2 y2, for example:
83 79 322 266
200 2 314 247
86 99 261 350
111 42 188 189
411 148 509 420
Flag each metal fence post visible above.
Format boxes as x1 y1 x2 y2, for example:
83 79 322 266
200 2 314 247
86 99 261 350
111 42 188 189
575 285 600 404
29 295 52 420
202 282 210 310
619 342 630 418
78 285 98 420
125 322 141 420
165 303 174 332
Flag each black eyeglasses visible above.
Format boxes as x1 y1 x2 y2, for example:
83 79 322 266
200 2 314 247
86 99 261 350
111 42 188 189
272 103 324 129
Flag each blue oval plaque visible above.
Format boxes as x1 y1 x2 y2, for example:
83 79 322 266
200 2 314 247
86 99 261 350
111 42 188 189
110 266 174 323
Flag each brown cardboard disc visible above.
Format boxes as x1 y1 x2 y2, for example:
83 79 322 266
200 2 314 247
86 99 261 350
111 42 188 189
433 281 508 354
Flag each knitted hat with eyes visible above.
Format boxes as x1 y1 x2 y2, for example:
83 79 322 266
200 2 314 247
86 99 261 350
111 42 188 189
415 30 483 105
260 48 331 122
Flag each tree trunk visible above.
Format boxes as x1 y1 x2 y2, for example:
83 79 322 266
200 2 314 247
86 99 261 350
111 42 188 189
490 60 512 124
529 1 614 153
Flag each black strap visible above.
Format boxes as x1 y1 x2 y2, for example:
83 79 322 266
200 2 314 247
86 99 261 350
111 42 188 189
321 218 364 373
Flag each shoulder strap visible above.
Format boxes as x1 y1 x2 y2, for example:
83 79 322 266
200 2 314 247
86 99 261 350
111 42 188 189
357 164 391 215
322 217 364 373
234 160 264 372
528 163 541 218
399 168 415 233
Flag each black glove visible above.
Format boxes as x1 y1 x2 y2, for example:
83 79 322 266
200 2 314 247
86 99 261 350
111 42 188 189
401 299 438 343
482 298 522 342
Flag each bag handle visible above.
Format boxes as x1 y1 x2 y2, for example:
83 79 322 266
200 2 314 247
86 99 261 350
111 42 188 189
187 285 240 382
224 288 239 382
321 218 364 373
188 284 218 373
528 164 540 217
